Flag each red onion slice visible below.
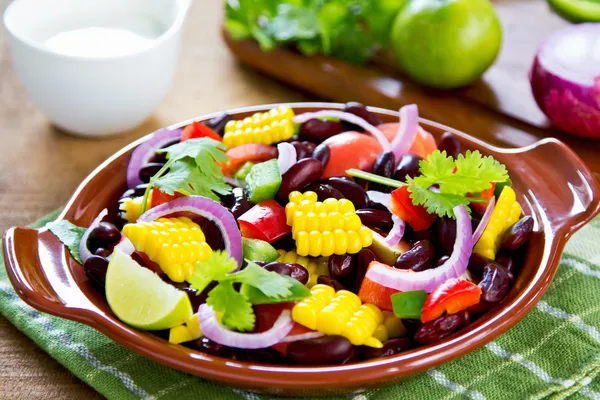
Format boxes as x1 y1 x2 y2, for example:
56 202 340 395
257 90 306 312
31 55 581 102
127 128 182 188
293 111 391 152
391 105 419 166
472 197 496 243
137 196 243 269
384 215 406 246
277 142 297 174
111 237 135 259
365 205 473 293
198 304 294 349
278 331 325 343
367 191 392 210
79 209 108 263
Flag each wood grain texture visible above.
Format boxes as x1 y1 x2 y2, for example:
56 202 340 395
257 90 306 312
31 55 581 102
0 1 305 398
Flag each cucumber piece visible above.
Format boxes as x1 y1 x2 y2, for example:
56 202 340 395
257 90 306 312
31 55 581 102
245 159 282 203
242 237 280 263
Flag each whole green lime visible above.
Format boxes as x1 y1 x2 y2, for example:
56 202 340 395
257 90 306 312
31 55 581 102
390 0 502 89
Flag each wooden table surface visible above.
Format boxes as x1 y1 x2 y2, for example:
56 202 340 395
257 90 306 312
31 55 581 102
0 0 582 398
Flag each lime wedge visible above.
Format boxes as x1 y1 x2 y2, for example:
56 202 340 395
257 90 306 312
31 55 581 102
106 249 193 330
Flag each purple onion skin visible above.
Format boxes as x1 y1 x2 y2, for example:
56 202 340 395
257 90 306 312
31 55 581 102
530 55 600 139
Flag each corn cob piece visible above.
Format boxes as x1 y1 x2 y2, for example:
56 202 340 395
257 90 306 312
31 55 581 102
276 249 328 288
474 186 521 260
122 217 212 282
285 191 373 257
292 284 384 348
222 106 295 148
119 194 152 223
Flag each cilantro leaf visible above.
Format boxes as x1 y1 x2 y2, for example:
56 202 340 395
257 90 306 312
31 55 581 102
158 138 228 165
240 280 311 305
406 180 472 219
207 281 255 332
46 220 86 264
225 262 293 299
187 251 238 293
153 159 231 201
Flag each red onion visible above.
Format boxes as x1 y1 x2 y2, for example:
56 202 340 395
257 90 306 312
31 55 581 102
278 331 325 343
367 191 392 210
276 142 297 174
530 24 600 138
127 128 182 188
472 197 495 243
111 237 135 259
79 209 108 263
391 104 419 165
198 304 294 349
365 205 472 293
384 215 406 246
293 111 391 151
137 196 243 268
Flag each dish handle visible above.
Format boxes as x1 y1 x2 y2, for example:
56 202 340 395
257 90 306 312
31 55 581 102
3 226 90 319
505 138 600 236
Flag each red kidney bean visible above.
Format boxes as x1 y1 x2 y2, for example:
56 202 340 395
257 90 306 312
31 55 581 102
374 151 396 178
302 141 317 156
188 337 231 357
277 159 324 199
437 132 462 159
287 335 355 365
317 275 346 291
84 255 109 289
87 222 121 253
291 141 308 160
198 218 225 251
356 208 393 231
479 263 512 304
312 143 330 167
354 248 376 291
401 319 422 335
343 102 383 127
299 119 344 143
501 216 533 251
230 187 252 219
94 248 112 258
232 348 289 364
323 177 368 209
204 113 232 134
394 154 423 182
178 286 206 312
435 255 450 267
303 183 344 201
328 254 355 280
138 162 165 183
414 311 470 345
394 240 436 271
367 200 389 212
264 262 309 285
360 337 414 359
437 217 456 255
467 253 491 279
496 252 518 276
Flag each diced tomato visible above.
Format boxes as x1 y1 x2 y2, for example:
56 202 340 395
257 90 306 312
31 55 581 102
358 262 400 311
468 182 496 215
238 200 290 243
390 186 436 231
220 144 278 176
377 123 437 159
150 188 185 209
321 132 382 178
421 278 481 323
181 121 222 142
254 303 315 355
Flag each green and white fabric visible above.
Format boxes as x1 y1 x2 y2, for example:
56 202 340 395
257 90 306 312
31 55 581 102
1 211 600 399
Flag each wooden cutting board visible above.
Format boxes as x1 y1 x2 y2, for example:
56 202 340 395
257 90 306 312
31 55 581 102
222 0 600 178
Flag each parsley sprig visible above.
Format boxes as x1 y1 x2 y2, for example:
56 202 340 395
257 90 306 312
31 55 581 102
187 251 310 331
347 150 509 218
140 138 232 213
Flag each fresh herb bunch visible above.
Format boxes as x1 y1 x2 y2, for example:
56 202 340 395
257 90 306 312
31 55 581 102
347 149 510 218
224 0 405 65
47 220 87 264
140 138 232 213
187 251 310 331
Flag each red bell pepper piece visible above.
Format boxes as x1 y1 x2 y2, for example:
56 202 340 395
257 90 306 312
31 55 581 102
238 200 290 243
150 188 185 209
220 144 278 176
357 262 400 311
421 278 481 323
390 186 436 231
181 121 222 142
468 182 496 215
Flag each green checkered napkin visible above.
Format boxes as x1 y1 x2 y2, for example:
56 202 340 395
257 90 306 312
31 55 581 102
2 211 600 399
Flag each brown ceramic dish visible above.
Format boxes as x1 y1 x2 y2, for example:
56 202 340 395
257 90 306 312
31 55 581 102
4 103 600 397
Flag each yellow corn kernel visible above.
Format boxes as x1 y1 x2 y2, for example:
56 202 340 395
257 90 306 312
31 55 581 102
359 226 374 247
308 231 322 257
289 191 304 204
320 231 335 257
119 194 152 223
346 230 363 254
474 186 521 260
293 287 385 347
222 106 295 148
292 284 336 330
383 311 407 338
123 217 212 282
323 198 339 213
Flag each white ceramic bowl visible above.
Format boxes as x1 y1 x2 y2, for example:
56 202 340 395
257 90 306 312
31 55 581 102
3 0 190 137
